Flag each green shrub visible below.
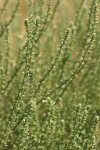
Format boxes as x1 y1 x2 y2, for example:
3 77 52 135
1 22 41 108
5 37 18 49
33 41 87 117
0 0 100 149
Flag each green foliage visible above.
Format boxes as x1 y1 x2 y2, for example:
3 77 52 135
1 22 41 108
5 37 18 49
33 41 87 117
0 0 100 149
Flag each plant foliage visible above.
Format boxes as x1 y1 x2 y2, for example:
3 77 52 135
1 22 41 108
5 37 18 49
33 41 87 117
0 0 100 149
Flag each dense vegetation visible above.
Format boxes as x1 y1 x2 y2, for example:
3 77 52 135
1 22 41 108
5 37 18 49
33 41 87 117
0 0 100 149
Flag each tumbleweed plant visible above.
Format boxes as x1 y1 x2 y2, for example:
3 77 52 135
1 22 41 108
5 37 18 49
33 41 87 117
0 0 100 149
